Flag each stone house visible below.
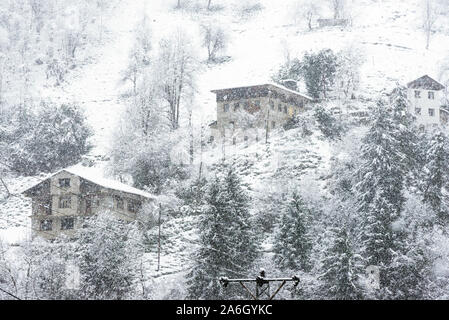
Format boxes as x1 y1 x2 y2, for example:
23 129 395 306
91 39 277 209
406 75 448 126
209 83 314 145
22 166 155 239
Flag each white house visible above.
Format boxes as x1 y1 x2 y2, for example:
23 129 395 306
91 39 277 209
406 75 447 126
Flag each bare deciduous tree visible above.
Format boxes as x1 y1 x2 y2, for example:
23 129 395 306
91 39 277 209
157 29 199 130
201 23 228 63
330 0 346 19
422 0 440 50
292 0 320 31
123 16 152 96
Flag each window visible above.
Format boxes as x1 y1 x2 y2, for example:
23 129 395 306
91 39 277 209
284 106 287 114
254 100 260 107
85 196 92 215
429 108 435 117
415 90 421 98
59 196 71 209
244 101 250 110
270 100 275 110
428 91 435 100
61 217 74 230
233 137 236 145
272 121 276 129
114 195 124 210
59 178 70 188
223 104 230 112
229 121 235 128
209 135 214 143
415 108 421 115
278 104 282 112
244 136 249 142
128 199 142 213
40 219 53 231
234 102 240 111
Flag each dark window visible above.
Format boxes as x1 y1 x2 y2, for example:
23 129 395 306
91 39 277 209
40 219 53 231
114 195 124 210
85 196 92 215
233 137 236 145
244 136 249 142
59 178 70 188
284 106 288 114
229 121 235 127
61 217 74 230
234 102 240 111
272 121 276 128
128 199 141 213
223 104 230 112
429 108 435 117
209 135 214 143
59 196 71 209
415 108 421 115
270 100 275 110
415 90 421 98
278 104 282 112
428 91 435 100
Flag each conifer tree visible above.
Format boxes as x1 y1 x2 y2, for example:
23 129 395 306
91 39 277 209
187 165 259 299
76 212 143 300
319 226 364 300
356 92 428 299
273 192 312 272
420 130 449 224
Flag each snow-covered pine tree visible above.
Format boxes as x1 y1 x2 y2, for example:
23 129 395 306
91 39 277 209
273 192 312 272
187 165 259 299
314 105 343 140
356 94 427 299
76 211 143 300
419 129 449 224
318 226 364 300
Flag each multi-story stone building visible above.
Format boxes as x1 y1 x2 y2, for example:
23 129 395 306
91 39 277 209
407 75 448 126
209 83 314 144
22 166 154 239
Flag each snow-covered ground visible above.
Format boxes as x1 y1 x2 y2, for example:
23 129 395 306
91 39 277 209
2 0 449 293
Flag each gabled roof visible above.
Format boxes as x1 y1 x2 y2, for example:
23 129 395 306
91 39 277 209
407 75 445 91
22 165 155 199
211 83 315 102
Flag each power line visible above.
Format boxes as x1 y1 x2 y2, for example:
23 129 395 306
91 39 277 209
0 286 21 300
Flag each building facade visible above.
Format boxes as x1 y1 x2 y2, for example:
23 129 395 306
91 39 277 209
209 83 314 145
406 75 448 126
22 166 154 239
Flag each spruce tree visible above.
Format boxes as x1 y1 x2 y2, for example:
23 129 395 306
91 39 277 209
273 192 312 272
187 165 259 299
76 212 143 300
420 130 449 224
319 226 364 300
356 92 428 299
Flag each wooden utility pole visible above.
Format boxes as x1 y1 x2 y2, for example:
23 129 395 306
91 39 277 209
157 203 162 271
219 270 299 300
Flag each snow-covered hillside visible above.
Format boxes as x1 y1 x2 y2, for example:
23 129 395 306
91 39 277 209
2 0 449 300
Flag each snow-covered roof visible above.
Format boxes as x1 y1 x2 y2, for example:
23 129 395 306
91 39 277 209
211 83 315 102
407 75 445 91
23 165 155 199
267 83 315 101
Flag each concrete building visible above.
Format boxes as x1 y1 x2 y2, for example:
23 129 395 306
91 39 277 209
22 166 154 239
406 75 448 126
209 83 314 145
